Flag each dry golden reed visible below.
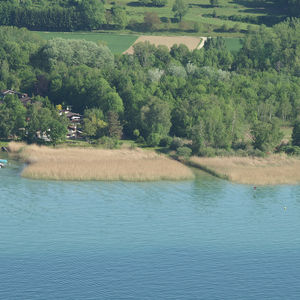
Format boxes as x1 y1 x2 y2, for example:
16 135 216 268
190 155 300 185
8 142 194 181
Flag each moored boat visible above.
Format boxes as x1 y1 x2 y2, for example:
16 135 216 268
0 159 7 168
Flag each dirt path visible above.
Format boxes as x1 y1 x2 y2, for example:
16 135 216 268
197 37 208 49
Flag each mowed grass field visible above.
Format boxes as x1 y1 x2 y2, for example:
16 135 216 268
224 37 243 52
36 31 243 54
36 31 138 54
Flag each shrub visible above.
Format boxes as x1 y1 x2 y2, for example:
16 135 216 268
193 22 200 32
281 145 300 155
170 137 185 150
176 146 192 158
97 136 122 149
147 133 161 147
133 129 140 138
292 120 300 146
160 136 173 147
198 147 216 157
136 136 146 144
151 0 167 6
220 23 229 32
245 148 266 157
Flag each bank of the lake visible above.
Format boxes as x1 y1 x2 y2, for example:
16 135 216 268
190 155 300 185
7 142 194 181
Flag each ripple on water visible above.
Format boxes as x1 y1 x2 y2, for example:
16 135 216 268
1 164 300 299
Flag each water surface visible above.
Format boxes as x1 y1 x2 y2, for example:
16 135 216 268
1 163 300 299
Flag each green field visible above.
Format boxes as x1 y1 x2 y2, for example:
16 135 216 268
224 38 243 52
36 32 138 54
36 31 244 54
105 0 279 36
34 0 281 46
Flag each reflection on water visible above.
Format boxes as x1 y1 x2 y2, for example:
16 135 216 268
0 164 300 299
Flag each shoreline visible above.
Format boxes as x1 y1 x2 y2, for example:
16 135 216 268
7 142 194 182
6 142 300 185
189 155 300 186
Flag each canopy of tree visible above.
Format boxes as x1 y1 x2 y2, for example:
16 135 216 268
1 23 300 153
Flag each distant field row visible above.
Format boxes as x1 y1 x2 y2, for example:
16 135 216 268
36 31 243 54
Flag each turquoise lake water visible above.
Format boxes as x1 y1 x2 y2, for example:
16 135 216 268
1 161 300 299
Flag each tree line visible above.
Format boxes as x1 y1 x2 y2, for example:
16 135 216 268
1 20 300 154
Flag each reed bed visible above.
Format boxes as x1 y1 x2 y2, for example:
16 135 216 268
190 155 300 185
8 142 194 181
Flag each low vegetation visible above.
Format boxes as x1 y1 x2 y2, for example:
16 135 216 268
7 142 194 181
190 155 300 185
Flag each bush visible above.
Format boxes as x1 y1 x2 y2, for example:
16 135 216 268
170 137 185 150
147 133 161 146
292 120 300 146
193 22 200 32
235 149 249 157
160 136 172 147
97 136 122 149
151 0 167 6
214 148 235 157
136 136 146 144
220 23 229 32
133 129 140 138
176 146 192 158
197 147 216 157
245 148 266 157
281 145 300 155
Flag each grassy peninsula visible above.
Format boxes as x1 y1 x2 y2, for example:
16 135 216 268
8 142 194 181
190 155 300 185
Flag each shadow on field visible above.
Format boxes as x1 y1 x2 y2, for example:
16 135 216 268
189 3 212 9
231 0 287 16
127 1 165 7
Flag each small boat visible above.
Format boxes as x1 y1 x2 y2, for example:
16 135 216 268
0 159 7 168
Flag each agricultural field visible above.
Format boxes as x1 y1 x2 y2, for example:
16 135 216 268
36 32 138 54
107 0 281 36
36 31 243 54
124 35 203 54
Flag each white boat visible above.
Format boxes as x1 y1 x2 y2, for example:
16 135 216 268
0 159 7 168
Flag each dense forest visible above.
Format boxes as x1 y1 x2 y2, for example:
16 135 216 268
1 18 300 155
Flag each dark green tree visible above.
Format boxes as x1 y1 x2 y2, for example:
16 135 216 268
172 0 188 21
107 111 123 139
292 120 300 146
83 108 107 139
251 120 283 152
0 94 26 139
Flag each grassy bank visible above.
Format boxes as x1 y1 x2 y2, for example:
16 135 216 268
8 142 194 181
190 155 300 185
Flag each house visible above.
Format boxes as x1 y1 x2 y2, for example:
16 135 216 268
0 89 32 106
59 107 83 139
1 90 83 140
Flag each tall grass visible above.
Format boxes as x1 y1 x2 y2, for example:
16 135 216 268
190 155 300 185
8 142 194 181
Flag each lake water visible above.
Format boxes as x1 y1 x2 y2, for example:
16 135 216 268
1 160 300 299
